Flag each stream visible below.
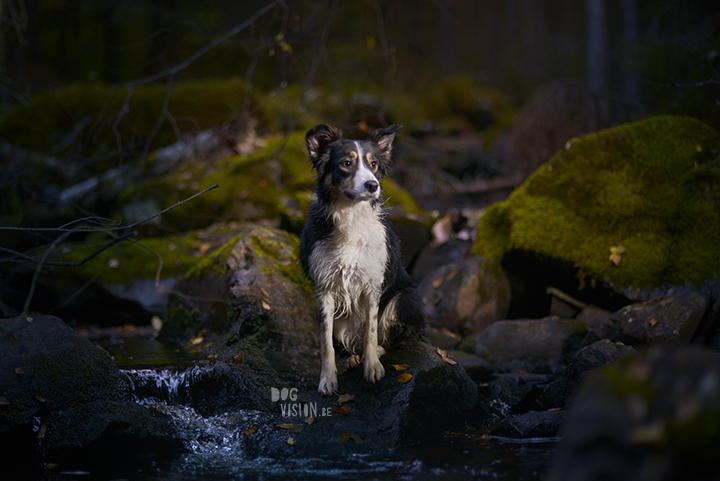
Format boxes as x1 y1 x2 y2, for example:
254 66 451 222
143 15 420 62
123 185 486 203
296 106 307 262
30 336 557 481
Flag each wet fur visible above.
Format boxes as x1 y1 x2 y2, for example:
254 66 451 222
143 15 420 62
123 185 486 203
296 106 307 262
300 124 426 395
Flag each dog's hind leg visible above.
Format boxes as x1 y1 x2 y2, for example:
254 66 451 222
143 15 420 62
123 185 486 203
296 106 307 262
317 293 338 395
362 294 386 383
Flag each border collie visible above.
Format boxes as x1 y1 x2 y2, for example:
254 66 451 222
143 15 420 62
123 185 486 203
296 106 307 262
300 124 426 395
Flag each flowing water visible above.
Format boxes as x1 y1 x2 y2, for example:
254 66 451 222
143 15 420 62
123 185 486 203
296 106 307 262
31 336 557 481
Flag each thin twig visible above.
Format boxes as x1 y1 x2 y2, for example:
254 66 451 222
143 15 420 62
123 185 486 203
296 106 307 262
117 2 277 87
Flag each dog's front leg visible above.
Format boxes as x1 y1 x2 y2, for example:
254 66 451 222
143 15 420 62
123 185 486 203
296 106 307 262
363 294 386 383
317 292 338 395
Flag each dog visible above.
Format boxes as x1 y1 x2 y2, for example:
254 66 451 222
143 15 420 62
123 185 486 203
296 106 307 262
299 123 426 395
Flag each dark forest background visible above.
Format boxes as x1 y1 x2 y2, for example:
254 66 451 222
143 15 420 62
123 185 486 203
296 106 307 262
0 0 718 125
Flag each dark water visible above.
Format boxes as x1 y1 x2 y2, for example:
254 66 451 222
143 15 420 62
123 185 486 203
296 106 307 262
25 336 556 481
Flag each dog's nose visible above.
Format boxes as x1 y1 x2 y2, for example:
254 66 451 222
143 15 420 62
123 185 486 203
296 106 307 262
364 180 378 193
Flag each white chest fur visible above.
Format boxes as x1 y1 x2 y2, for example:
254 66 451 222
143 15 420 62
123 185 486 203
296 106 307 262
309 201 388 315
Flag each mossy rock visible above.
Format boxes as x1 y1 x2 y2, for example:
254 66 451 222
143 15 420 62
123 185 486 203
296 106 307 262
0 78 259 158
137 131 425 232
472 115 720 298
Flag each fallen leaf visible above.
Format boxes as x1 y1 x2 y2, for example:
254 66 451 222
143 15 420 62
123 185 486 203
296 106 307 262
233 354 243 365
287 437 296 445
390 364 409 371
337 393 355 404
649 318 658 327
262 301 272 310
207 354 217 360
189 336 204 345
333 403 352 415
305 417 315 425
397 372 413 384
198 242 212 254
35 393 45 403
432 278 443 289
0 396 9 406
436 348 458 366
277 423 304 433
244 426 258 436
350 434 363 444
338 432 351 444
519 370 529 375
37 424 47 439
15 367 24 375
609 245 626 266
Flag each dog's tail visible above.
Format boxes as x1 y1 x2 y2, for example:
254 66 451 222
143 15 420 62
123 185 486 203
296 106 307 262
389 286 427 351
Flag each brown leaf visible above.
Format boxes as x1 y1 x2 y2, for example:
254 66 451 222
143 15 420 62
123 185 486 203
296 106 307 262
333 403 352 415
244 426 258 436
277 423 304 433
287 437 297 445
397 372 413 384
305 417 315 425
15 367 24 376
390 364 409 371
649 318 658 327
189 336 204 345
233 354 243 365
338 432 351 444
261 301 272 311
35 393 45 403
436 348 458 366
337 393 355 404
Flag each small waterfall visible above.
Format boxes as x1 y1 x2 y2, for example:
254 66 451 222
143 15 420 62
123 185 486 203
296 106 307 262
122 367 195 405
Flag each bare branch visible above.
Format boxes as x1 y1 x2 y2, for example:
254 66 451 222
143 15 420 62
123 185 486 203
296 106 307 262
118 1 278 87
0 183 220 233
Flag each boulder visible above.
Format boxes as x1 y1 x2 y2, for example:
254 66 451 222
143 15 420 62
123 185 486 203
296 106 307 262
0 315 180 460
491 410 567 439
532 339 637 410
583 291 708 348
458 316 587 373
546 346 720 481
242 343 490 457
160 226 320 386
474 115 720 302
418 256 511 335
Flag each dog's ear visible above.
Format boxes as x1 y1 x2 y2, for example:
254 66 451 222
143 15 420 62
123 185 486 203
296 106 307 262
367 124 402 163
306 124 342 170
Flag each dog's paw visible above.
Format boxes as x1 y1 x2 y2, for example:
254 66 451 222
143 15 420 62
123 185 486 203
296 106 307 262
318 372 338 396
363 359 385 384
346 354 362 368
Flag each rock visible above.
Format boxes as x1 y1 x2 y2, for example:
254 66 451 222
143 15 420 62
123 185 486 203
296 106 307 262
242 343 491 457
458 316 587 373
43 400 183 457
533 339 637 410
0 315 180 460
486 373 551 414
446 350 493 383
412 239 472 281
160 226 320 386
424 327 462 350
546 346 720 481
474 115 720 302
575 305 612 331
418 256 511 335
491 410 567 439
583 291 708 348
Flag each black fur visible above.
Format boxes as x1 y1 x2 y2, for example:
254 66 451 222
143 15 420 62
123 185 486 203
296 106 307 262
300 124 425 353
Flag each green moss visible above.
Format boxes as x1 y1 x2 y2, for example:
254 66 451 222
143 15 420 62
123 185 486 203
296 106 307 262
472 115 720 290
184 233 245 280
56 232 205 284
0 78 259 158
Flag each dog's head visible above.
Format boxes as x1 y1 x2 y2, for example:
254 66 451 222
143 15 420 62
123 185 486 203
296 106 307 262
306 124 402 203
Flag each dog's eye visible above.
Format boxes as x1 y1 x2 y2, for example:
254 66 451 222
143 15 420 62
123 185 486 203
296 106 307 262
342 160 352 168
370 161 378 170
